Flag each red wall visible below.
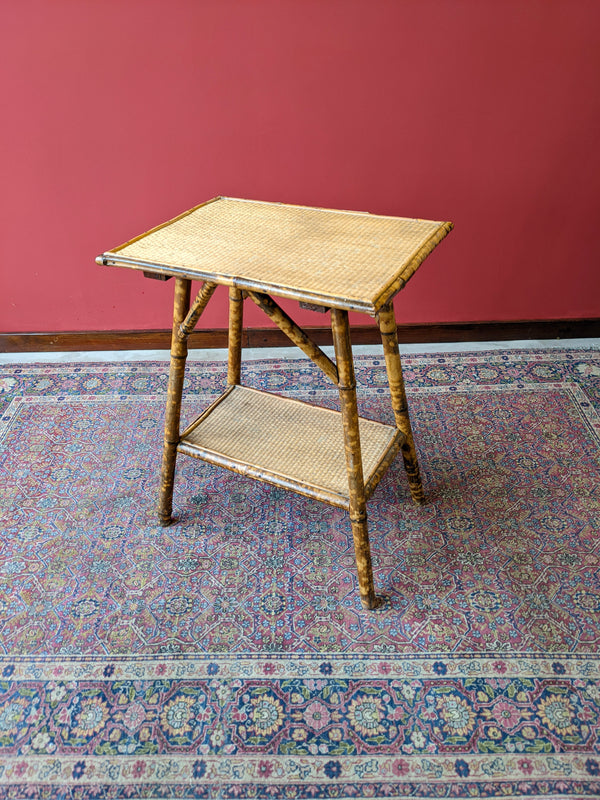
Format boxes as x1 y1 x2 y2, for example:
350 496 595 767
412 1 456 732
2 0 600 334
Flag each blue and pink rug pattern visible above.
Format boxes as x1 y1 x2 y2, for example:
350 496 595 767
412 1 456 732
0 348 599 797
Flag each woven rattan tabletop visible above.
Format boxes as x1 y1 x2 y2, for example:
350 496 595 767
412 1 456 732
98 197 453 315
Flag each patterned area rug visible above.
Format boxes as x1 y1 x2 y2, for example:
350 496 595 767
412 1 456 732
1 348 599 798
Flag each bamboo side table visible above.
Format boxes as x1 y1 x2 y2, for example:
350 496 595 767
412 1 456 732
98 197 453 609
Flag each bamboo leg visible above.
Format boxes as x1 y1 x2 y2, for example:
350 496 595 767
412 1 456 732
331 308 382 610
227 287 244 386
158 278 192 526
377 303 425 505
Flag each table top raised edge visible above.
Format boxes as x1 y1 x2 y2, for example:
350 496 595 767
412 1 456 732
97 196 453 315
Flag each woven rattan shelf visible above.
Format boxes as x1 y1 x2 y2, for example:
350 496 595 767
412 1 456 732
98 195 453 609
178 386 404 509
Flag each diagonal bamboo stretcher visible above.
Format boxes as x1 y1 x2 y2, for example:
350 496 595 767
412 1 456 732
247 291 339 385
178 281 217 340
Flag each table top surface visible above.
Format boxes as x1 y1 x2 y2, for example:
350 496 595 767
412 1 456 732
98 197 453 315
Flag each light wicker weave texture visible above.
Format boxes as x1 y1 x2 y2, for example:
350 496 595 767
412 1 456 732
183 386 397 498
111 198 446 308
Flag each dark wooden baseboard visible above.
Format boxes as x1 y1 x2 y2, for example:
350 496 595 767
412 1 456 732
1 319 599 353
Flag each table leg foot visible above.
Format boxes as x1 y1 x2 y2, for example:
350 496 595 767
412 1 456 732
361 593 385 610
349 514 379 610
377 304 426 504
158 278 191 526
403 452 426 505
332 307 381 609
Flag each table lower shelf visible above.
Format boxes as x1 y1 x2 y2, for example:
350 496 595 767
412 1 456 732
177 385 404 509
